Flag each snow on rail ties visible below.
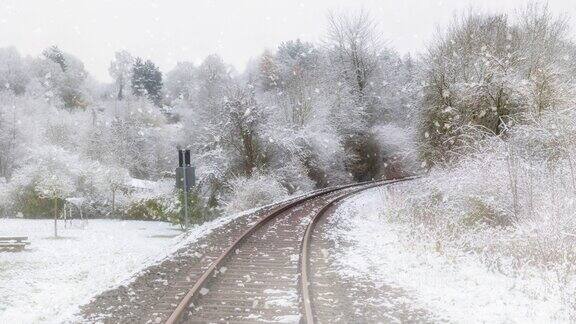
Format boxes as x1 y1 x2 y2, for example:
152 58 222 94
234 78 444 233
166 177 416 324
300 177 415 324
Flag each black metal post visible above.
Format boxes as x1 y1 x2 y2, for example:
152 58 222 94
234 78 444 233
184 149 191 167
178 149 184 167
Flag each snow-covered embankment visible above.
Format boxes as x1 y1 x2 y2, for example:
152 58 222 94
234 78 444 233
328 187 568 323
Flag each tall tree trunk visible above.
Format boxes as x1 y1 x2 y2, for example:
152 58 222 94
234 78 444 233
242 131 255 176
118 81 124 100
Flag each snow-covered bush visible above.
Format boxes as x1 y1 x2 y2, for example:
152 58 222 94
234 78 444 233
124 179 179 222
3 146 78 217
382 125 576 318
125 198 175 222
394 8 576 317
223 173 289 213
305 128 350 185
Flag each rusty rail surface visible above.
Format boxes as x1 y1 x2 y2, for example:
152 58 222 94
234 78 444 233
165 176 417 324
165 180 379 324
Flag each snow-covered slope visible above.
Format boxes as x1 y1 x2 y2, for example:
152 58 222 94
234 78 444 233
328 187 569 323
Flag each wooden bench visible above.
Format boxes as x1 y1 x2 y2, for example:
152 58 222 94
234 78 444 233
0 236 30 252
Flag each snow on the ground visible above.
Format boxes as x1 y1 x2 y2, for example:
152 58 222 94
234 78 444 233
0 219 182 323
0 193 309 324
329 187 568 323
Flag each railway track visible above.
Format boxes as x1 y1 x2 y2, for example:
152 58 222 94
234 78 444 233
165 177 415 324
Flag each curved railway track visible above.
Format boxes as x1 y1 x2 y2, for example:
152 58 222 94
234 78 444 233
166 177 415 324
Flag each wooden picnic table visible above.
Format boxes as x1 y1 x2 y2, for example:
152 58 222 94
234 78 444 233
0 236 30 252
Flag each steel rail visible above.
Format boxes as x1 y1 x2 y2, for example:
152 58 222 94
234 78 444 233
299 176 418 324
165 179 381 324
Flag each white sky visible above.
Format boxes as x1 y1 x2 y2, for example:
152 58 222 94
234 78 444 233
0 0 574 82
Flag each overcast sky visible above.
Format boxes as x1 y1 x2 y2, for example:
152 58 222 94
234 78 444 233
0 0 574 82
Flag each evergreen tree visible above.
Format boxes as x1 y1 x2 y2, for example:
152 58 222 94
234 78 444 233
131 58 163 106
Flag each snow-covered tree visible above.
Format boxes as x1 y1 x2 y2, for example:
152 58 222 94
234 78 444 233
325 10 382 121
28 46 89 108
0 47 30 95
196 54 232 110
100 166 130 218
0 93 18 179
36 173 74 237
31 146 77 237
221 86 267 176
419 7 574 165
324 11 386 181
109 50 135 101
273 39 322 127
164 61 197 104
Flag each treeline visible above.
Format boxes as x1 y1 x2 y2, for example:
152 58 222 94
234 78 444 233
0 11 418 223
1 5 574 225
